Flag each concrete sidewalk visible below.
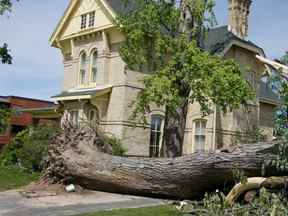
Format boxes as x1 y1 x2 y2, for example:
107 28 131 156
0 190 166 216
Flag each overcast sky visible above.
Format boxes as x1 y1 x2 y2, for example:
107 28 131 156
0 0 287 100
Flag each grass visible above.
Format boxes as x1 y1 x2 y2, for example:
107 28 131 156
0 166 40 191
78 206 181 216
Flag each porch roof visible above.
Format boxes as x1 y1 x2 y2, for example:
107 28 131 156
22 105 60 119
52 85 112 102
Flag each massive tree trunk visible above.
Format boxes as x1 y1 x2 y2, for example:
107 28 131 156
44 125 279 199
160 0 211 157
162 100 189 157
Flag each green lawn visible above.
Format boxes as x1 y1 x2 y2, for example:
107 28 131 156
0 166 40 191
78 206 181 216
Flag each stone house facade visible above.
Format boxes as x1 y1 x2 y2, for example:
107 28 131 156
50 0 280 157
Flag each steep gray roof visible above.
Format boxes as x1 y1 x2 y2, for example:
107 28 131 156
106 0 135 15
202 25 264 55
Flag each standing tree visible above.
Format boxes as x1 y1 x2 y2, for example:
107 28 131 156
0 0 17 64
117 0 253 157
280 51 288 66
0 106 10 134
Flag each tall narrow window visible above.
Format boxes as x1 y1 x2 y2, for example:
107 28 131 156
81 14 87 29
91 50 98 83
150 115 163 157
247 71 256 89
79 52 87 85
194 120 206 152
70 111 79 127
88 108 99 126
89 11 95 27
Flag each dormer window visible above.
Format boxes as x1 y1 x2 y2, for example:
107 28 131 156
89 11 95 27
81 14 87 29
81 11 95 30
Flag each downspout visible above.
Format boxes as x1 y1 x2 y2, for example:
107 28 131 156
212 105 217 151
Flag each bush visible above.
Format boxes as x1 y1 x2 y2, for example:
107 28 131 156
103 136 127 156
0 126 59 172
183 189 288 215
0 107 11 134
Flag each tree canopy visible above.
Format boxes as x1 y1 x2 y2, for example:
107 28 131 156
0 0 17 64
116 0 253 156
280 51 288 66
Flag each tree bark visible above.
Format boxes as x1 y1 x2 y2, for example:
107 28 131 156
226 176 288 205
160 0 210 157
162 100 188 157
44 126 279 199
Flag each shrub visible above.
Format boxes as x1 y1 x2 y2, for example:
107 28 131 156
103 136 127 156
0 126 59 172
0 107 11 134
184 189 288 215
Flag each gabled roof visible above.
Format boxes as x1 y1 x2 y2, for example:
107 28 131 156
202 25 265 57
50 0 123 47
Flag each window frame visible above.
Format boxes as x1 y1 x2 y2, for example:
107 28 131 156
81 14 87 30
90 49 98 83
79 52 87 86
247 71 256 89
70 110 79 127
88 108 99 122
149 115 164 158
88 11 95 27
193 119 207 152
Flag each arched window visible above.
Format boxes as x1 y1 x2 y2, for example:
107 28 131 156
89 109 99 121
194 119 207 152
79 52 87 85
90 50 98 83
149 115 163 157
70 110 79 127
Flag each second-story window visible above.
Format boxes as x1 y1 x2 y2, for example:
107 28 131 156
79 52 87 85
247 71 256 89
89 11 95 27
81 14 87 29
91 50 98 83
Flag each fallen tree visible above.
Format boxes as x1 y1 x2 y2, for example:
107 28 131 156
42 124 279 199
226 176 288 205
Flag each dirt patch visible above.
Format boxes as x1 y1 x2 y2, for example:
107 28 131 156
20 181 93 198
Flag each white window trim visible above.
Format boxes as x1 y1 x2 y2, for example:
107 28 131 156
88 11 95 27
149 115 164 157
81 14 87 30
79 51 87 86
81 11 96 30
193 119 207 153
89 49 98 84
69 110 79 127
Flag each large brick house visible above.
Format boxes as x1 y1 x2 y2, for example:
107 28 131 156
50 0 282 157
0 96 58 147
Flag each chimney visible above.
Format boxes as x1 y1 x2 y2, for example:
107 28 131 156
228 0 252 39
